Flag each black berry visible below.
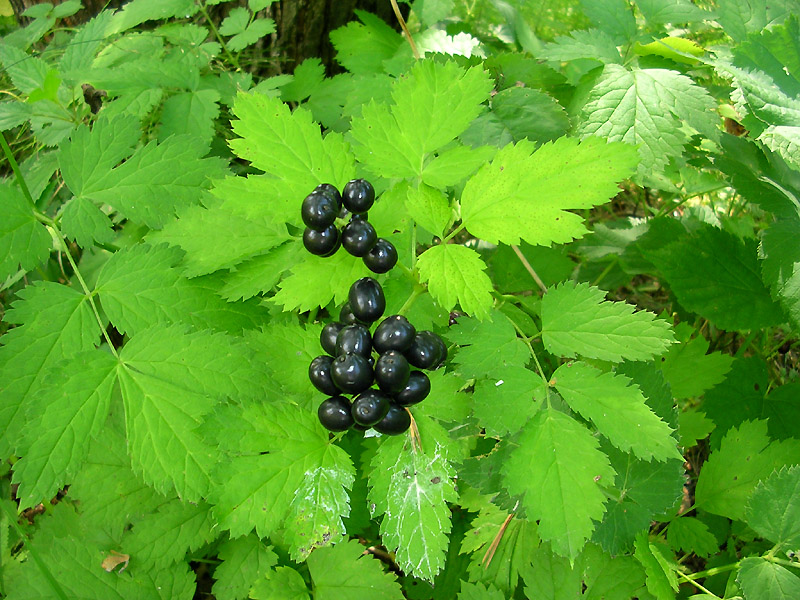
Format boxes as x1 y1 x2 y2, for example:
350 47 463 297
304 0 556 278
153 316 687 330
320 322 344 356
342 217 378 257
314 183 342 209
318 395 354 432
405 331 447 369
363 238 398 273
309 355 339 396
373 403 411 435
342 179 375 213
394 371 431 406
373 315 416 354
303 225 340 256
330 353 373 394
348 277 385 323
375 350 411 394
301 192 338 230
335 324 372 357
351 388 391 427
339 302 363 325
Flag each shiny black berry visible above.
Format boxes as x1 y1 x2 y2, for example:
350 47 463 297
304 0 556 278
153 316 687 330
320 322 344 356
405 331 447 369
349 277 385 323
314 183 342 209
339 302 363 325
335 324 372 357
318 395 354 432
342 179 375 213
330 353 373 394
373 403 411 435
302 192 338 230
342 217 377 257
375 350 410 394
363 238 398 274
373 315 416 354
394 371 431 406
351 388 391 427
309 355 338 395
303 225 340 257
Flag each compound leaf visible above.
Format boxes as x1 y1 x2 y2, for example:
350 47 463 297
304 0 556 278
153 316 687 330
460 137 638 246
745 465 800 552
666 517 719 558
212 535 279 600
330 10 404 75
417 244 493 320
737 557 800 600
0 183 51 280
447 312 529 380
472 366 544 437
761 219 800 333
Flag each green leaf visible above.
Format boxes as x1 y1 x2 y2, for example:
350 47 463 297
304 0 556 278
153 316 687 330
501 408 616 559
447 311 529 380
491 87 570 144
368 419 458 581
635 0 709 24
417 244 494 320
580 543 647 599
281 58 325 102
633 532 679 600
538 29 622 65
158 89 221 149
678 410 716 448
109 0 199 34
0 282 99 457
695 420 800 520
460 137 639 246
12 351 117 510
657 322 734 398
0 44 47 94
350 59 493 180
457 582 505 600
220 242 303 302
761 219 800 333
666 517 719 558
121 500 215 568
249 0 276 11
60 196 115 249
307 539 404 600
580 0 637 44
577 64 719 179
251 566 310 600
0 182 51 280
212 535 279 600
228 18 276 52
542 281 674 362
745 465 800 551
119 325 266 500
715 0 794 42
645 222 785 330
219 7 249 35
472 366 544 437
521 543 582 599
553 362 681 461
330 10 404 74
737 557 800 600
404 184 453 237
421 144 496 189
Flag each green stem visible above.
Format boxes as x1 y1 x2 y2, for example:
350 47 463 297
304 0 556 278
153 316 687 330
676 569 722 598
329 431 348 444
198 1 239 68
591 256 618 288
508 318 551 406
768 556 800 570
397 285 424 316
442 223 465 243
0 502 70 600
1 131 35 206
687 562 738 580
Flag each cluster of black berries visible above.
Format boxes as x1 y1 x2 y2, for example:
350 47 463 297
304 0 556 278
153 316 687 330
301 179 398 274
301 181 446 435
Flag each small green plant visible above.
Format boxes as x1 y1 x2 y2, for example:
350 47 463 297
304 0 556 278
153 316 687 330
1 1 799 599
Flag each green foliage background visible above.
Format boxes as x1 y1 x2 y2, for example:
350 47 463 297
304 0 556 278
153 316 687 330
1 0 799 598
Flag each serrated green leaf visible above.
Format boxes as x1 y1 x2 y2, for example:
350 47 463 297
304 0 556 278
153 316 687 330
633 532 679 600
666 517 719 558
219 6 249 35
678 410 716 448
404 184 453 237
577 64 718 178
635 0 709 24
122 500 215 568
457 581 505 600
62 13 113 78
281 57 325 102
251 566 310 600
716 0 794 42
580 0 637 43
96 242 265 336
212 535 279 600
542 281 674 362
0 44 47 94
657 322 734 398
158 89 221 148
307 539 404 600
553 362 681 461
228 18 276 52
119 325 266 500
421 145 496 189
745 465 800 551
580 543 647 600
109 0 198 34
220 242 303 301
460 137 638 246
417 244 493 320
60 195 115 249
521 542 582 599
330 10 404 74
761 219 800 333
501 408 616 559
645 222 785 330
447 312 528 379
0 282 99 457
0 182 51 280
12 350 117 510
538 29 623 65
350 59 493 180
737 557 800 600
472 367 544 437
491 87 570 144
695 420 800 520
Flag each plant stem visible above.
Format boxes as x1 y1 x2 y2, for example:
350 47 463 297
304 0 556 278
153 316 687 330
442 223 465 243
198 1 239 68
397 285 424 316
1 131 35 207
390 0 420 59
508 318 551 406
676 569 722 598
687 562 738 580
511 245 547 293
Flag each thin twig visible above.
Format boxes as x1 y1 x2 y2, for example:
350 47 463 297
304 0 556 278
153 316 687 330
482 505 517 568
390 0 420 59
511 245 547 294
